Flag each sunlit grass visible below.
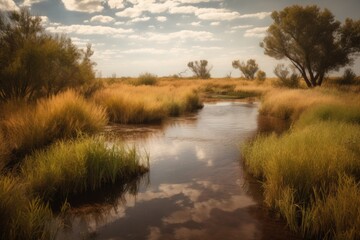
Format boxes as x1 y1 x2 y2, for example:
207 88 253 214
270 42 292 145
243 121 360 239
21 137 149 202
1 90 108 161
93 84 203 123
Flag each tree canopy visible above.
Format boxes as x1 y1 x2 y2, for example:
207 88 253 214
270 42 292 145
261 5 360 87
0 9 96 101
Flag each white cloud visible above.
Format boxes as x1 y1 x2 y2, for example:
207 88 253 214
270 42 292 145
115 7 143 18
21 0 44 7
115 21 125 25
0 0 19 11
122 48 167 54
244 27 268 38
107 0 125 9
169 6 198 14
116 0 178 18
210 21 220 26
90 15 115 23
46 24 133 36
196 8 240 21
231 25 253 30
61 0 104 13
40 16 49 24
239 11 271 19
130 16 151 23
191 21 202 26
156 16 167 22
129 30 215 43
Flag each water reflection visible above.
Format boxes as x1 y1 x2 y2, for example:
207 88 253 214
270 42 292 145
57 102 301 240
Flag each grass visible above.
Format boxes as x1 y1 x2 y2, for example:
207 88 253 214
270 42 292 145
131 72 158 86
0 176 58 240
93 84 203 123
21 137 149 202
1 90 108 163
243 87 360 240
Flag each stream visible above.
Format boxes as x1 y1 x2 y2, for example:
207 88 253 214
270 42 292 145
57 101 299 240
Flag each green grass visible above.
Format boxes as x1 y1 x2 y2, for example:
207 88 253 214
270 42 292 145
0 176 58 240
21 137 149 202
242 121 360 239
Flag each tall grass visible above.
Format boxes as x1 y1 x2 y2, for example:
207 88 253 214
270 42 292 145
93 84 203 123
0 176 58 240
131 72 158 86
1 90 107 161
243 121 360 239
21 137 149 202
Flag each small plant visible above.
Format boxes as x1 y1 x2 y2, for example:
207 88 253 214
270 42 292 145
256 70 266 82
187 60 212 79
232 59 259 80
339 68 357 85
273 64 300 88
133 73 158 86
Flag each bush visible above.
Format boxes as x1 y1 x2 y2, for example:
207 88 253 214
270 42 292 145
0 10 96 101
339 68 357 85
273 64 300 88
256 70 266 82
232 59 259 80
133 73 158 86
187 60 212 79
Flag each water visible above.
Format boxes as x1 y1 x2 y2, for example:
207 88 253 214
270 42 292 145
58 101 300 240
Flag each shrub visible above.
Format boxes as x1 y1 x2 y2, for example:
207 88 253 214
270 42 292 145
187 60 212 79
339 68 357 85
256 70 266 82
273 64 300 88
133 73 158 86
232 59 259 80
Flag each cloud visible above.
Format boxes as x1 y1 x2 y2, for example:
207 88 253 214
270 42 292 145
129 30 215 43
107 0 125 9
196 8 240 21
210 22 220 26
90 15 115 23
130 16 151 23
122 48 167 54
169 6 198 14
231 25 253 30
46 24 133 36
21 0 45 7
156 16 167 22
0 0 19 11
61 0 104 13
244 27 268 37
239 11 271 19
191 21 202 26
115 7 143 18
116 0 178 18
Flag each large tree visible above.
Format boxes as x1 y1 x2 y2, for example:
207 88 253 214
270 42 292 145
187 60 211 79
0 9 96 101
232 59 259 80
261 5 360 87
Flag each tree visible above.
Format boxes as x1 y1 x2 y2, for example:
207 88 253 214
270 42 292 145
232 59 259 80
0 9 96 101
256 70 266 81
187 60 211 79
261 5 360 87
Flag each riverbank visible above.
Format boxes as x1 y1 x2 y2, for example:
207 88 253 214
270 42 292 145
243 87 360 239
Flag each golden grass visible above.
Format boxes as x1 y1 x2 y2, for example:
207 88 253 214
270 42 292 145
259 88 360 121
1 90 107 161
93 83 203 123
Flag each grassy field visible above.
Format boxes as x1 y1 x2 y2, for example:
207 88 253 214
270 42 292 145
1 75 359 239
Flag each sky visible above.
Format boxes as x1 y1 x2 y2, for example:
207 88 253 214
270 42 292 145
1 0 360 78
